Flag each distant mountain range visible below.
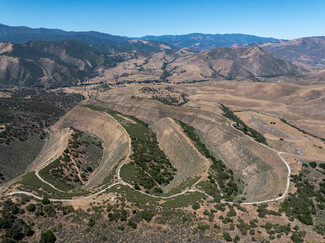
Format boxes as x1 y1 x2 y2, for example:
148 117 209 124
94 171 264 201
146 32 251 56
191 46 301 79
141 33 277 51
0 23 127 44
0 24 176 55
0 23 277 52
0 23 324 88
102 45 301 84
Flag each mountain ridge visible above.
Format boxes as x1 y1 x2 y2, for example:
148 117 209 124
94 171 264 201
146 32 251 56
141 33 278 51
0 23 278 51
0 40 127 88
0 23 176 55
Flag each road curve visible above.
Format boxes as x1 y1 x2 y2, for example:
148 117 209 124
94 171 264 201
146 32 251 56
6 111 293 205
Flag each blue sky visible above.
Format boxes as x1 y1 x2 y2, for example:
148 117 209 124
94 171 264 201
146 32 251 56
0 0 324 39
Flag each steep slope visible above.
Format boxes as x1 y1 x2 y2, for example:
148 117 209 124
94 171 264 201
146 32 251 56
27 106 129 189
167 46 301 81
259 37 325 69
93 46 301 84
142 33 277 51
151 117 208 192
0 40 126 88
89 97 288 202
204 46 301 77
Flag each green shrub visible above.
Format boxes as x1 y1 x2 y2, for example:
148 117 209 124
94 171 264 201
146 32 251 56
88 218 95 227
26 204 36 212
39 230 56 243
127 220 137 229
223 232 232 242
192 202 200 210
290 231 306 243
41 198 50 205
309 161 317 168
197 224 210 231
233 235 240 243
139 210 155 222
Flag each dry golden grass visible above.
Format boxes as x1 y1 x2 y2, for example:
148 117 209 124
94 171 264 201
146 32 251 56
88 95 287 202
29 79 324 203
236 111 325 160
151 117 208 192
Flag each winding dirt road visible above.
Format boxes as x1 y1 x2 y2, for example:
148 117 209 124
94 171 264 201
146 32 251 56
6 111 293 205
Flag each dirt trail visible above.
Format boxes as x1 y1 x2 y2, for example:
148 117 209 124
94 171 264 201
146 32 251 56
42 106 129 189
6 105 293 205
7 106 129 194
91 98 289 201
71 157 83 184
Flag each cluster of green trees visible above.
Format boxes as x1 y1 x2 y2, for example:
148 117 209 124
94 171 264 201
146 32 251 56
160 62 172 81
0 195 78 242
152 94 180 106
152 92 188 106
130 136 175 183
0 199 34 241
41 128 103 190
105 203 155 231
257 203 281 218
280 165 325 234
0 89 83 145
177 120 239 200
220 104 267 145
40 230 56 243
126 122 176 190
121 163 158 191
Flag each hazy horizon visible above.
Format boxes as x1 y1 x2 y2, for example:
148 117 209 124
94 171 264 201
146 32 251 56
1 0 324 39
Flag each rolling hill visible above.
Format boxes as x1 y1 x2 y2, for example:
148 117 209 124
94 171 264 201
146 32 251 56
0 38 302 87
98 46 302 84
258 36 325 69
0 40 126 88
